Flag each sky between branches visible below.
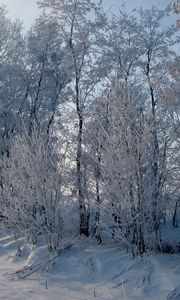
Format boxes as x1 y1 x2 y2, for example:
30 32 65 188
0 0 175 29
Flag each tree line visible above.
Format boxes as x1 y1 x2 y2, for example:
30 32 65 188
0 1 179 256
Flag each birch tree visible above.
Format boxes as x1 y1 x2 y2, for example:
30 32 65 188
37 0 105 236
138 7 178 235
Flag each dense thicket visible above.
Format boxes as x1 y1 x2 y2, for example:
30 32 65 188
0 1 179 256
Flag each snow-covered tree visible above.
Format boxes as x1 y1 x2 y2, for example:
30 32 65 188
22 16 70 137
37 0 106 236
0 130 66 252
0 6 24 155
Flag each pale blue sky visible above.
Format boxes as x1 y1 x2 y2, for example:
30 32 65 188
0 0 176 29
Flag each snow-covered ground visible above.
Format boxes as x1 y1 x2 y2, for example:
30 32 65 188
0 228 180 300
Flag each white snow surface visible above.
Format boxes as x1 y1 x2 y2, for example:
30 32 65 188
0 229 180 300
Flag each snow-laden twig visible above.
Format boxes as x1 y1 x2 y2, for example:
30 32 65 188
166 285 180 300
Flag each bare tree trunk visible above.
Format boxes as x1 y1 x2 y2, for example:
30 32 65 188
69 21 89 236
77 115 90 236
93 152 102 243
28 60 46 136
173 199 180 227
146 50 161 233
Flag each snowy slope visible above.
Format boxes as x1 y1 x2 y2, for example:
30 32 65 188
0 229 180 300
